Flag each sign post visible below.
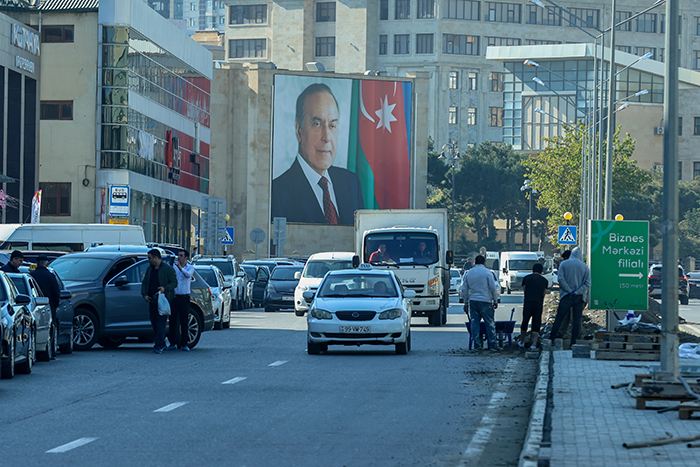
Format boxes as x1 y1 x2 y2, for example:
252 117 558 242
109 185 130 218
557 225 577 245
250 228 265 260
588 220 649 329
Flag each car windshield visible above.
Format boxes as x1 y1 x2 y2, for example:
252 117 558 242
195 260 233 276
271 267 304 281
363 233 439 265
50 257 112 281
302 259 354 278
450 269 460 278
196 268 217 286
318 274 398 298
9 277 28 295
509 260 539 271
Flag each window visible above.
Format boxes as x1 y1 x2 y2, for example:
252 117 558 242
230 4 267 24
41 25 74 43
467 108 477 125
615 11 632 31
468 72 478 90
417 0 435 18
220 16 225 24
315 37 336 56
316 2 336 22
636 13 656 33
489 72 503 92
449 106 458 124
486 37 521 49
694 51 700 70
694 117 700 135
524 39 560 45
489 107 503 127
449 71 459 89
526 5 561 26
191 2 197 11
189 18 196 27
229 39 267 58
379 35 388 55
660 14 681 34
679 117 683 136
416 34 434 54
380 0 389 20
568 8 599 29
616 45 632 53
396 0 410 19
442 34 479 55
696 17 700 36
485 2 521 23
445 0 480 21
679 161 683 181
394 34 410 54
40 101 73 120
694 162 700 179
40 183 71 216
635 46 656 61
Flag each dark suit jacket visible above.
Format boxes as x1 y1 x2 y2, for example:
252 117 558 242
141 262 178 302
271 159 364 225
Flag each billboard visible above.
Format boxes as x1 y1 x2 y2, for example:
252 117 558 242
271 74 413 225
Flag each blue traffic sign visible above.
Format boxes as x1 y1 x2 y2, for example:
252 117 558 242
558 225 577 245
221 226 234 245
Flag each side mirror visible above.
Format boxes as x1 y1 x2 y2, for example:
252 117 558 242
15 294 31 305
294 271 301 280
302 290 315 302
446 250 454 266
36 297 50 306
352 255 360 268
237 271 245 277
60 290 72 300
223 281 232 289
115 275 129 287
404 289 417 299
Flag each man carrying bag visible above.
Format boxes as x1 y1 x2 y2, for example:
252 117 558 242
141 249 177 354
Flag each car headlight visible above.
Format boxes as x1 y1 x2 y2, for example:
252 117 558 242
428 276 440 295
267 283 276 293
310 308 332 320
379 308 403 320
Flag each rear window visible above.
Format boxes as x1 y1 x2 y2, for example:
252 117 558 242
9 277 28 295
196 268 217 286
271 267 303 280
450 269 460 278
195 260 233 276
650 266 684 277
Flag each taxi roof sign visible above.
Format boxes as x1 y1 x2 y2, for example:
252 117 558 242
358 263 373 270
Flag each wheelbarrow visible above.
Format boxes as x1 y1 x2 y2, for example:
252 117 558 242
465 307 516 349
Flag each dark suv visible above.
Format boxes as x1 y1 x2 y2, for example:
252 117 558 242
648 264 689 305
50 252 214 350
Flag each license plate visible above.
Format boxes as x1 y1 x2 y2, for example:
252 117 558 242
282 296 293 301
339 326 371 333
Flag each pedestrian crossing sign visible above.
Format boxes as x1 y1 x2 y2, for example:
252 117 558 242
558 225 577 245
221 226 234 245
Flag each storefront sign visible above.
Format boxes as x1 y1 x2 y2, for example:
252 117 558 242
15 55 34 73
109 218 129 225
11 24 40 56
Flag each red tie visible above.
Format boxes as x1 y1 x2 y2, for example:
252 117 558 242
318 176 338 225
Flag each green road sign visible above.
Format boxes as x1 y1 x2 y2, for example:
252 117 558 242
588 220 648 310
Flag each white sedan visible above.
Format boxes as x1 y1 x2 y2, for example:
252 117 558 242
305 265 416 355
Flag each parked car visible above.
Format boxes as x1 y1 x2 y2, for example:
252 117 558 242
241 264 270 308
0 271 35 378
6 273 55 361
688 271 700 299
50 252 214 350
194 265 232 329
264 265 304 312
449 268 462 294
648 264 689 305
243 259 299 275
192 255 246 311
239 266 255 309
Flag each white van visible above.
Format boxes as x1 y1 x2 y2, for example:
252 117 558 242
294 251 357 316
499 251 553 294
0 224 146 252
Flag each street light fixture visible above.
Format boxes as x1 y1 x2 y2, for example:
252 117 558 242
439 141 460 252
521 179 537 252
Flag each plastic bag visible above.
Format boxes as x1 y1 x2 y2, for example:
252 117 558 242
679 343 700 359
157 292 171 316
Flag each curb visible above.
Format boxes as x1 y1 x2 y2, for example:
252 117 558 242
518 350 551 467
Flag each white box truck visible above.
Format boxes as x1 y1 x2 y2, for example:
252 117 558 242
354 209 452 326
0 224 146 252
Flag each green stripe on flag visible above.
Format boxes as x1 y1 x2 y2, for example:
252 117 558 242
347 80 379 209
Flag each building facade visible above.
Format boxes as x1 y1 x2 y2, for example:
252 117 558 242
145 0 228 32
15 0 212 247
220 0 700 153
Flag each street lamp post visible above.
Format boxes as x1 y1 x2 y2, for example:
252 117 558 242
521 179 536 252
439 141 460 251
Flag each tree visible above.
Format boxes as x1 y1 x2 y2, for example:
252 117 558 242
523 124 649 241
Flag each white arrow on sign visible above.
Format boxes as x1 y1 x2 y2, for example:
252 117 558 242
619 272 644 279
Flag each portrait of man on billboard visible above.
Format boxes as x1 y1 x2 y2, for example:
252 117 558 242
271 83 364 225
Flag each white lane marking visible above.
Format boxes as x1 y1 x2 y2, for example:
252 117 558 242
229 320 240 324
153 402 188 413
460 358 518 465
222 376 247 385
268 360 288 367
47 437 98 453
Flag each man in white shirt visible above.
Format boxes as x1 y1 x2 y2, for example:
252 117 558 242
166 249 195 351
461 255 501 351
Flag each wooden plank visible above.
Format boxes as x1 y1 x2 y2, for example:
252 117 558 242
640 381 700 398
594 332 660 344
636 396 696 410
595 350 660 361
679 402 700 420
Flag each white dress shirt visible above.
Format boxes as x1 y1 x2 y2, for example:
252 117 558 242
174 261 195 295
297 154 339 217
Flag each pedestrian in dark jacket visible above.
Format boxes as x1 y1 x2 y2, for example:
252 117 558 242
30 255 61 324
141 249 177 353
1 250 24 273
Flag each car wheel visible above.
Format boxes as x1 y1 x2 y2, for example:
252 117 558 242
186 309 203 349
73 309 99 351
59 325 74 354
97 336 126 349
230 296 238 312
50 324 59 360
222 311 231 329
407 329 412 352
1 330 15 379
17 329 35 374
295 309 305 317
307 341 321 355
429 308 441 327
38 324 56 362
680 295 689 305
214 307 223 330
395 332 409 355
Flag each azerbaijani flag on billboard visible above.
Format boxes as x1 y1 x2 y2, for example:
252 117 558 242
347 79 412 209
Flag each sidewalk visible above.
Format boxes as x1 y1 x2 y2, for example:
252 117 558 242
525 351 700 467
